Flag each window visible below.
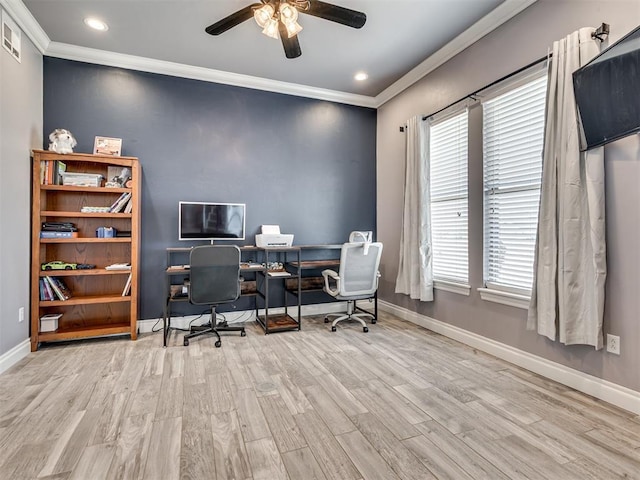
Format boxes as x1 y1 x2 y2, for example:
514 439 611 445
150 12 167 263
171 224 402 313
430 110 469 287
482 74 547 299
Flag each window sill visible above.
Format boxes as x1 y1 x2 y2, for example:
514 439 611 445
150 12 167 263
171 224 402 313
477 287 530 309
434 280 470 296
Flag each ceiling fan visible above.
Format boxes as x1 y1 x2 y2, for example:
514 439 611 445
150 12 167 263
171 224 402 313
205 0 367 59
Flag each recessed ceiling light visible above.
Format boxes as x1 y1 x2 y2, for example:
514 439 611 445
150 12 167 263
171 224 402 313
84 18 108 31
354 72 368 81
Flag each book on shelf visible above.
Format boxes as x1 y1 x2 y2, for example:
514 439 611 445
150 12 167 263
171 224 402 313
55 161 66 185
44 276 72 301
40 277 55 301
122 273 132 296
43 160 53 185
110 192 131 213
105 263 131 270
80 206 111 213
39 279 51 301
42 221 77 231
123 197 133 214
40 161 46 184
40 161 67 185
109 192 127 211
40 231 78 238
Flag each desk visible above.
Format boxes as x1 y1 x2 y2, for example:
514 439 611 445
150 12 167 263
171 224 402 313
162 244 376 346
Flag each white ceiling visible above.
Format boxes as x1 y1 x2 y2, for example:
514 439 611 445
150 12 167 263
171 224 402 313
6 0 537 106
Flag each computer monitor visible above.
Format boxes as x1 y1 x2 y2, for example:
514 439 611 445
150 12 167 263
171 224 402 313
179 201 246 242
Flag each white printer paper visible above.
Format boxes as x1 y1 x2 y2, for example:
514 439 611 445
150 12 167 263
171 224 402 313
261 225 281 234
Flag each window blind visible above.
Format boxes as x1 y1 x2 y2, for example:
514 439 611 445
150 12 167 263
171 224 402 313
430 110 468 284
483 75 547 294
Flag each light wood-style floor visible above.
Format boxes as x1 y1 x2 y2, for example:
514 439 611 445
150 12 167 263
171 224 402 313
1 311 639 480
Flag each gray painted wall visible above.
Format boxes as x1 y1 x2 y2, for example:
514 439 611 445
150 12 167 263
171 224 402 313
0 8 42 357
43 58 377 320
377 0 640 392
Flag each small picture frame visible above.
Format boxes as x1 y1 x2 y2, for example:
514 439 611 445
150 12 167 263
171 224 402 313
94 136 122 156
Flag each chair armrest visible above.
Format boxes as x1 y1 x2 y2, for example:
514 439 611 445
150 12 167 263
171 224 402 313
321 269 340 297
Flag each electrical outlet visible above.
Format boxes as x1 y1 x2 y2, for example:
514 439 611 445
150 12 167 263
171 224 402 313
18 307 24 322
606 334 620 355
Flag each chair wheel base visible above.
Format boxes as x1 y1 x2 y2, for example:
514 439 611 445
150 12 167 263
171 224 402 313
215 340 222 348
183 339 189 346
331 326 337 332
363 327 369 333
324 317 329 323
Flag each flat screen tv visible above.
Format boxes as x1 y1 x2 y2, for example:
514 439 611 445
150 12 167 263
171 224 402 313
179 201 245 242
573 24 640 150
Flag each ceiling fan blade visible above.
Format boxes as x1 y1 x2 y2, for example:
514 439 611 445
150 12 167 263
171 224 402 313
278 22 302 58
205 3 261 36
300 1 366 29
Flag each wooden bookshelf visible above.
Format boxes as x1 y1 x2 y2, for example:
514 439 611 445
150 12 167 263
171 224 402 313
30 150 141 351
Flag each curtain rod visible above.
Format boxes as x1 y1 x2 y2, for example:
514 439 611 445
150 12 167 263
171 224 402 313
421 55 548 122
419 22 609 122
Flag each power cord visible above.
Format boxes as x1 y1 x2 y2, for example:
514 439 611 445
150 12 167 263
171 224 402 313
151 310 209 333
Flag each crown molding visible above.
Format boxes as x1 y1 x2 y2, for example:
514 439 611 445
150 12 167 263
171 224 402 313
0 0 49 53
4 0 537 108
373 0 538 107
45 42 378 108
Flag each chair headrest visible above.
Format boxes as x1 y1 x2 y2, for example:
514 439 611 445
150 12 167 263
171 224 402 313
349 231 373 255
349 231 372 243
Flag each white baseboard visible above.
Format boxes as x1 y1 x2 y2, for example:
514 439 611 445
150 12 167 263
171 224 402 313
0 338 31 375
378 300 640 416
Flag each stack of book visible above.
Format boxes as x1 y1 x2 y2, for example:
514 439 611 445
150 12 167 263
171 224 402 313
110 192 132 213
39 276 72 301
40 222 78 238
40 160 66 185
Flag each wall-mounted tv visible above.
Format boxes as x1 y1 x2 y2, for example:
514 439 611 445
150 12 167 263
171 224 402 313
573 24 640 150
179 201 246 242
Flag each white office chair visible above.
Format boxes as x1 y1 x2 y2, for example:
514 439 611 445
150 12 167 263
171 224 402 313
322 239 383 332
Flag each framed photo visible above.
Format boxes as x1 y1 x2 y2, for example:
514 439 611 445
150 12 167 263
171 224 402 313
94 136 122 156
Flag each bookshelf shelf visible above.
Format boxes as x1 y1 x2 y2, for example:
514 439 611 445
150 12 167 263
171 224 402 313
38 323 131 342
41 211 133 218
30 150 141 351
40 185 129 193
40 295 132 307
39 268 131 277
40 237 132 244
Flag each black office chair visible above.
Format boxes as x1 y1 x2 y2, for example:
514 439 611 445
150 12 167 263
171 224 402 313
183 245 246 348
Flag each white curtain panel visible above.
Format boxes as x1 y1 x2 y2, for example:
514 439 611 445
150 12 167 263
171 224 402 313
395 115 434 301
527 28 606 349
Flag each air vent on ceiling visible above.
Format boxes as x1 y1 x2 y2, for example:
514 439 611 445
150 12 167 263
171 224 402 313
2 10 21 63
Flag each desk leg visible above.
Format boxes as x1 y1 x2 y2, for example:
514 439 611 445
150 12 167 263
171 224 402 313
373 292 378 324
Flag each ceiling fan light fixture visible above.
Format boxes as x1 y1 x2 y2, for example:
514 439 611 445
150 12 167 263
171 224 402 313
262 17 280 39
279 2 299 23
254 4 275 28
285 21 303 38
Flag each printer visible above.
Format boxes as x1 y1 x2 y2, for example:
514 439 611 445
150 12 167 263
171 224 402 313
255 225 294 248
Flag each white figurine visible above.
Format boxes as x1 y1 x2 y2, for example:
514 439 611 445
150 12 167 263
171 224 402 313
48 129 77 154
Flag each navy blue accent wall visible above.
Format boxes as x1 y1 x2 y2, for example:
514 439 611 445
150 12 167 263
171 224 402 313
43 57 377 319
